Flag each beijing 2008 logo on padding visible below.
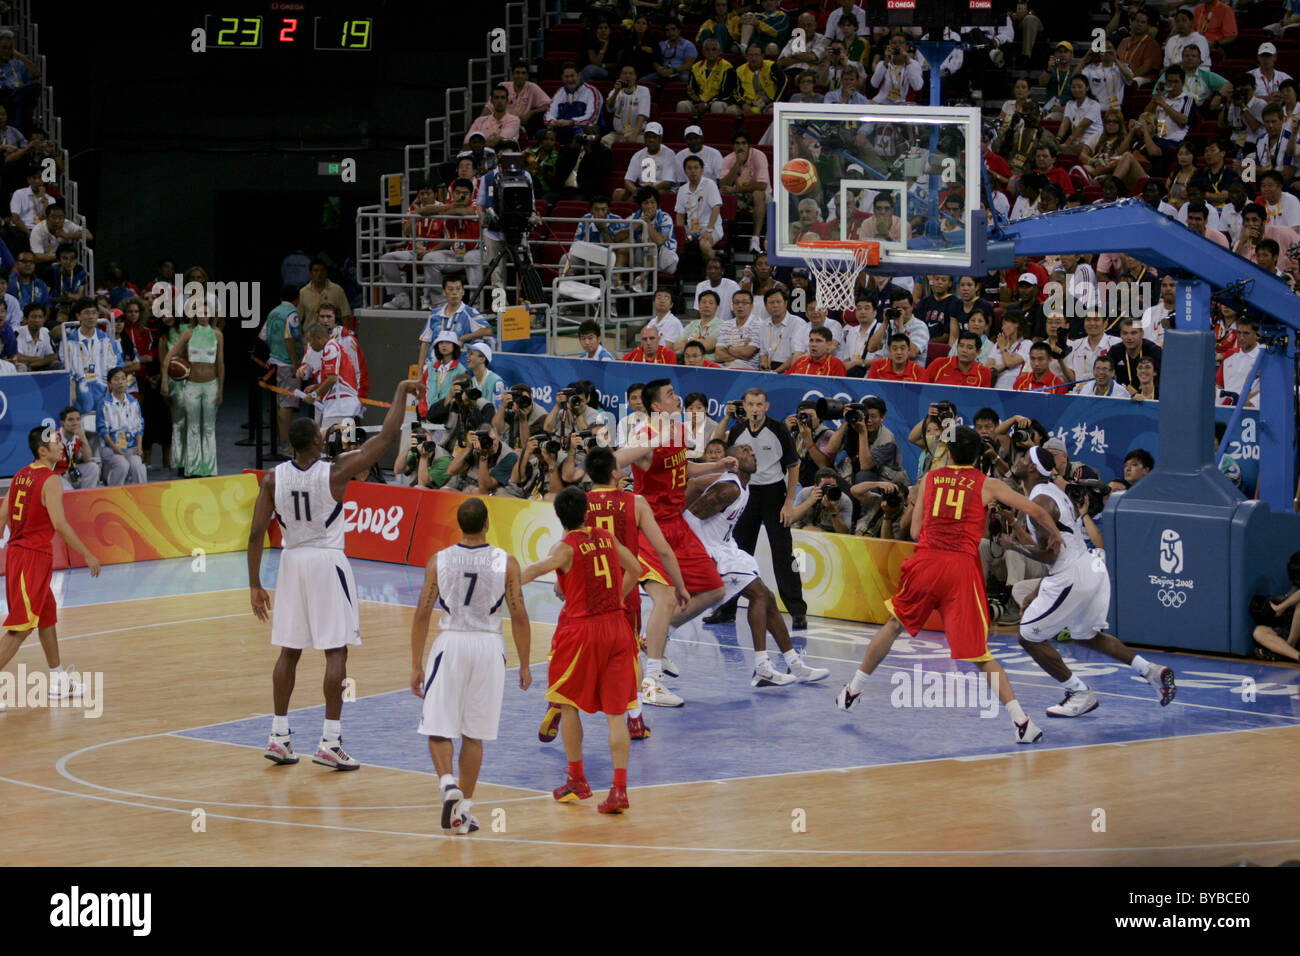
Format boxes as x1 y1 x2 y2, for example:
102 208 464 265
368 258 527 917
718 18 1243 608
1149 528 1193 609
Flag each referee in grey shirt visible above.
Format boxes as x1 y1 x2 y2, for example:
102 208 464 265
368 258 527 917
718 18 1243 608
712 385 808 628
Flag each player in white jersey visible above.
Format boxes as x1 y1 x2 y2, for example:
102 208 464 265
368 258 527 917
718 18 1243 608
249 378 424 769
410 497 532 834
997 447 1176 716
684 445 829 688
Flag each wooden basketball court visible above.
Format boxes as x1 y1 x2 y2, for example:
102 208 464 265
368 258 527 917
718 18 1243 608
3 561 1297 867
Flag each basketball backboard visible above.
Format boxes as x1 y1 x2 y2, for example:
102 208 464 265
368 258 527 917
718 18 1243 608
768 102 984 276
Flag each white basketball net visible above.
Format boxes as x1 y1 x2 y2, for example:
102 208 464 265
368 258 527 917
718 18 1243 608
799 246 874 311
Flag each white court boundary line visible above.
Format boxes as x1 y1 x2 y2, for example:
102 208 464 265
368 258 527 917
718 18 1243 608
5 768 1299 857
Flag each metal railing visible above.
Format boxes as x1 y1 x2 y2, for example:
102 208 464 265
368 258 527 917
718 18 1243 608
355 207 660 346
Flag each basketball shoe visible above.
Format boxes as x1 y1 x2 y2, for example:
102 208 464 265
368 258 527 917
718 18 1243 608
441 781 464 829
640 674 683 707
627 713 651 739
1145 665 1177 706
453 812 480 835
834 684 861 710
752 660 797 687
264 732 299 765
1046 689 1099 717
538 705 562 742
313 738 360 771
48 668 84 700
554 777 593 802
788 654 830 683
598 786 630 814
661 655 681 678
1014 718 1044 744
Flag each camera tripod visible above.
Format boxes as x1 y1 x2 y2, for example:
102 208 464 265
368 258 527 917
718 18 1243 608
474 231 546 312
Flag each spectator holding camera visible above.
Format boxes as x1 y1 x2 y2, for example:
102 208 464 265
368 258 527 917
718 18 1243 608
823 395 910 493
791 468 853 534
544 380 608 444
866 288 928 361
395 424 449 489
972 407 1012 478
446 425 518 494
425 372 493 451
995 414 1048 475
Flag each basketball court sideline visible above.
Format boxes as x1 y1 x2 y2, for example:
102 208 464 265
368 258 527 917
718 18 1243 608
0 552 1296 866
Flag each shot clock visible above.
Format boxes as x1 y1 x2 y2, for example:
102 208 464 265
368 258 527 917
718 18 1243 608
202 15 373 51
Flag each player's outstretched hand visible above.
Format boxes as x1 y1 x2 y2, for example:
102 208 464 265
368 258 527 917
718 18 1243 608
718 456 738 471
411 667 426 698
86 555 102 577
674 584 691 611
400 378 426 397
250 586 272 622
518 665 532 691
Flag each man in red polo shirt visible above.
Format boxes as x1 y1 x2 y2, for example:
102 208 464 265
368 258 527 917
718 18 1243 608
622 324 678 364
786 328 846 377
1013 342 1066 392
867 333 925 381
926 331 992 387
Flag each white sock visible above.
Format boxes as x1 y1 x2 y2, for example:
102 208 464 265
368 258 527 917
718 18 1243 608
1006 699 1027 724
440 773 456 790
753 649 770 669
645 658 664 679
272 715 290 736
49 665 65 675
849 669 870 694
783 648 800 667
1062 675 1088 692
322 718 341 740
1130 655 1152 677
628 704 642 719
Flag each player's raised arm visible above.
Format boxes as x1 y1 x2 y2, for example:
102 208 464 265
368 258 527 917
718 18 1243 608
687 455 735 477
247 470 277 620
613 537 640 602
330 379 425 489
41 476 100 577
521 540 575 585
615 443 653 471
504 555 532 691
410 556 441 697
985 477 1063 558
635 495 690 608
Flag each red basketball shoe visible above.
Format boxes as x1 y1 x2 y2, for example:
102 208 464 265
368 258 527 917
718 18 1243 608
553 776 593 803
538 705 562 743
598 786 629 814
627 713 651 740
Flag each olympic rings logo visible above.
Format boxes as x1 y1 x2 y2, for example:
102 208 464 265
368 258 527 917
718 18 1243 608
1157 589 1187 608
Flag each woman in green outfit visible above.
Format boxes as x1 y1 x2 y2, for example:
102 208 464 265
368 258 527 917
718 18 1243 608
159 309 189 471
161 303 224 476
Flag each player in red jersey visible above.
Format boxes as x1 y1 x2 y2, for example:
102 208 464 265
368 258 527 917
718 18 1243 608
835 425 1063 745
537 446 689 743
0 425 102 709
616 379 735 708
522 487 644 814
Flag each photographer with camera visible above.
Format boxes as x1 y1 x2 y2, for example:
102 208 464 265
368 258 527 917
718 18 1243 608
865 288 928 362
544 379 608 444
476 147 539 302
909 400 960 480
821 395 907 488
785 400 834 487
396 423 453 489
446 425 518 494
423 371 490 452
55 406 100 490
790 467 853 534
973 407 1013 479
492 382 548 453
324 424 386 483
504 430 562 499
848 475 905 539
994 413 1048 475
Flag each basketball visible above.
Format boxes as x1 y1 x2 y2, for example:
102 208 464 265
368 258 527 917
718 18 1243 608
781 158 819 195
168 358 190 380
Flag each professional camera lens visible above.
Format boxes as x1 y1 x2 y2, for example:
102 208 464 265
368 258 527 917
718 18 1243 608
824 485 842 502
797 412 811 426
545 439 562 455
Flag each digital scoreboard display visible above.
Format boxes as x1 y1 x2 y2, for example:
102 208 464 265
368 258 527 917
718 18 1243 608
203 14 374 50
882 0 1003 32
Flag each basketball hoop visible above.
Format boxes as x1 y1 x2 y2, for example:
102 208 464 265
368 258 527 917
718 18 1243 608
795 240 881 311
